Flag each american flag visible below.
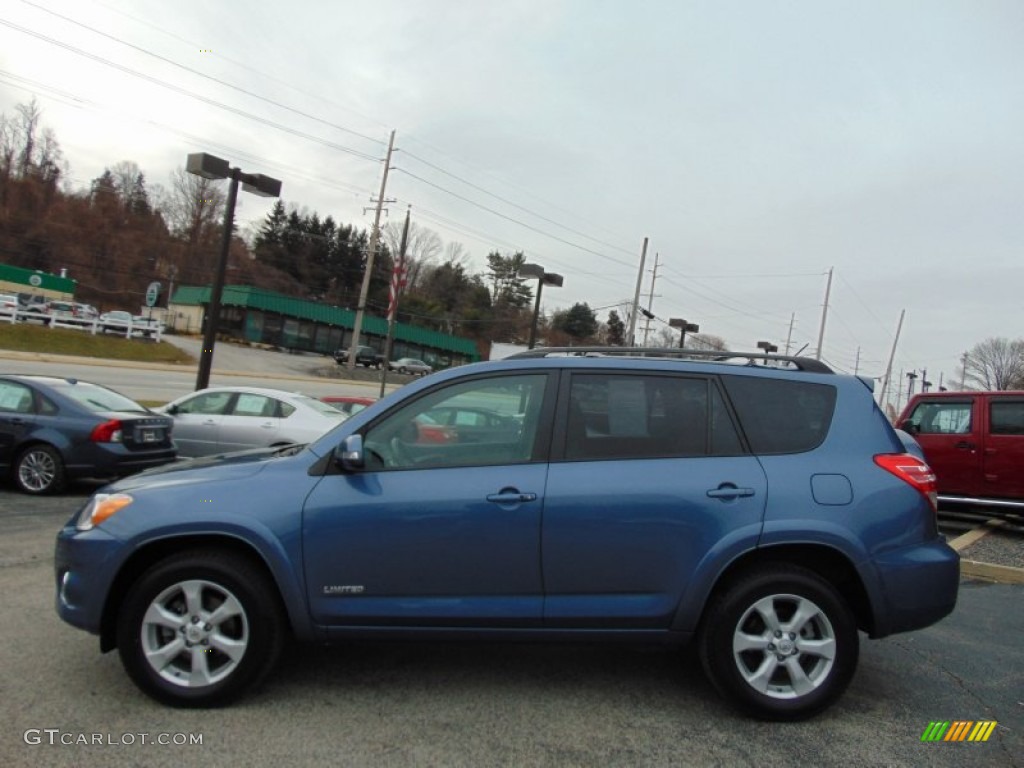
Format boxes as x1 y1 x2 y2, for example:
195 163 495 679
387 260 407 322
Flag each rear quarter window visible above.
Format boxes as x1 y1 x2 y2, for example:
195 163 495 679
990 400 1024 435
721 375 837 454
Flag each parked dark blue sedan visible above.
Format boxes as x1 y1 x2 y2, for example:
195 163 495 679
0 374 176 494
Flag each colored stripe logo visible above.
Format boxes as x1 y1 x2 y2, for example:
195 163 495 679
921 721 997 742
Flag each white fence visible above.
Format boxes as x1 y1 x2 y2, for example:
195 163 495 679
0 307 163 342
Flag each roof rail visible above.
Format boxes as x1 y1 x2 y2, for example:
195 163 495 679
504 346 834 374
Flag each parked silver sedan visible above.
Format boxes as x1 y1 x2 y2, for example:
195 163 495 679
155 386 347 457
388 357 433 376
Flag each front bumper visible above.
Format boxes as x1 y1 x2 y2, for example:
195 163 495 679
54 523 124 636
868 537 960 638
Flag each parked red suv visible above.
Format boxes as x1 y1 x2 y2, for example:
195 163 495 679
899 391 1024 511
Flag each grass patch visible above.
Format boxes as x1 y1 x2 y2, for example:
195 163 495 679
0 323 195 364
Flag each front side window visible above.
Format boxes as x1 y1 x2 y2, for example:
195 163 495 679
906 401 973 435
364 374 548 470
990 400 1024 435
564 374 722 460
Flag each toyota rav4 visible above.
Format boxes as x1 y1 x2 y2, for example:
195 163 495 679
55 348 959 720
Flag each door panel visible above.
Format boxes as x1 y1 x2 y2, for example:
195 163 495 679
304 372 553 628
543 456 766 627
905 399 981 495
983 399 1024 498
304 464 547 626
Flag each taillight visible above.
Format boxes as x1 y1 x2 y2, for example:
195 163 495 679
90 419 123 443
874 453 937 512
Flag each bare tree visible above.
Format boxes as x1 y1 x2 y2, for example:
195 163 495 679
382 220 443 290
14 99 41 177
957 337 1024 390
690 333 728 351
158 167 226 242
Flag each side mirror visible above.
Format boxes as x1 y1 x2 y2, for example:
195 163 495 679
166 404 179 415
899 419 917 434
334 433 365 471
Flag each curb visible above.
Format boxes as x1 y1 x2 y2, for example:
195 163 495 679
948 523 1024 584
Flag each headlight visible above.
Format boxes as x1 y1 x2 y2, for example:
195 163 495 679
76 493 133 531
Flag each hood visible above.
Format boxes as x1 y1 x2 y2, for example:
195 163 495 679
107 444 309 492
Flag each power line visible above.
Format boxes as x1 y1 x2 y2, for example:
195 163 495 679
393 168 635 269
400 150 636 257
0 19 383 163
18 0 386 147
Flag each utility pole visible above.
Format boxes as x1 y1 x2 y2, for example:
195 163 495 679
784 313 795 356
641 252 660 346
878 308 905 410
960 351 968 389
815 267 833 361
348 129 396 371
627 237 648 346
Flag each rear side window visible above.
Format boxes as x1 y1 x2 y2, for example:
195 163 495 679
721 376 836 454
564 373 742 460
906 401 973 435
990 400 1024 435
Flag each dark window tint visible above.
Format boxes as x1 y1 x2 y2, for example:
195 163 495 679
990 401 1024 435
710 384 744 455
722 376 836 454
907 401 972 435
565 374 712 460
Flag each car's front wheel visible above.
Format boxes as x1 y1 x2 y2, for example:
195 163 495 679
14 444 66 494
117 550 286 707
698 564 858 721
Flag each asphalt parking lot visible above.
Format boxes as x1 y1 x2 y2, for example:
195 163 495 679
1 486 1021 768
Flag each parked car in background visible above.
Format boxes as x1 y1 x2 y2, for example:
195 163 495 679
0 293 19 312
389 357 432 376
899 390 1024 512
333 345 385 368
156 386 348 457
55 347 958 718
0 374 176 494
74 302 99 319
99 310 161 338
321 395 377 417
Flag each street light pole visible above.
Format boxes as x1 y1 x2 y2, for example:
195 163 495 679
186 153 281 391
196 168 239 392
519 263 563 349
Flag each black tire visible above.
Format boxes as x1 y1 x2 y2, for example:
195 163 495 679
116 550 286 707
13 444 66 494
697 564 858 721
399 367 408 375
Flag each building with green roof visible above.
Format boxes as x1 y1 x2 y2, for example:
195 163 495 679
168 284 481 366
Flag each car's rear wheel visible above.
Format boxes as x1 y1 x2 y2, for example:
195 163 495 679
14 444 66 494
117 550 285 707
698 564 858 721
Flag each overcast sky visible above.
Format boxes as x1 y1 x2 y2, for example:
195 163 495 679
2 0 1022 397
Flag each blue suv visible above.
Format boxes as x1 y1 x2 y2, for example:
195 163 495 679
55 348 959 720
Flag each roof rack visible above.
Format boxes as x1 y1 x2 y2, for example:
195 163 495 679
504 346 834 374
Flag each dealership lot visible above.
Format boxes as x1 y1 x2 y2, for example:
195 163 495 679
0 487 1020 768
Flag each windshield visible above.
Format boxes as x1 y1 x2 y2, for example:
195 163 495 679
50 381 148 413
